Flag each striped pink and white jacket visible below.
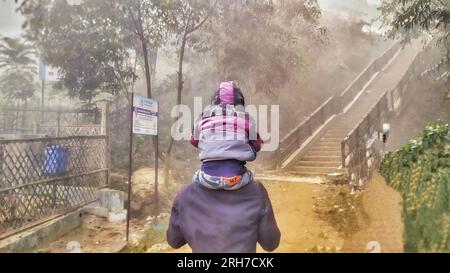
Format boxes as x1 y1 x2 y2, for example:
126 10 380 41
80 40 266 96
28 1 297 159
191 105 263 161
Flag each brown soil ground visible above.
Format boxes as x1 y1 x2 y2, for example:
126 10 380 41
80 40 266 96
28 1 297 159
261 182 343 252
342 172 404 253
33 215 156 253
33 167 176 253
33 172 403 253
34 214 128 253
166 172 403 253
166 180 344 253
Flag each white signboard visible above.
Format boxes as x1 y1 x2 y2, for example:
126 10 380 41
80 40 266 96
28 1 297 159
45 66 60 82
132 93 158 136
39 57 60 82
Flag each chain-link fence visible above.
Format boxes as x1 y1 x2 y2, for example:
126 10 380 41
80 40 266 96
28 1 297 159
0 107 101 137
0 135 108 236
0 103 110 238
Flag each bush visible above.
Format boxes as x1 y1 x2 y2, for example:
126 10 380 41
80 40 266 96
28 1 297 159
380 121 450 252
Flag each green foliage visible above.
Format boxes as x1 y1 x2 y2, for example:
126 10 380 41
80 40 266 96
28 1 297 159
379 0 449 40
0 36 35 69
380 121 450 252
19 0 134 102
379 0 449 82
19 0 178 103
205 0 326 96
0 36 37 102
0 69 37 101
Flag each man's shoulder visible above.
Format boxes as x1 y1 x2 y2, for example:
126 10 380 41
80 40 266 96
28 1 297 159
175 181 269 199
234 180 269 198
252 181 269 196
177 183 196 196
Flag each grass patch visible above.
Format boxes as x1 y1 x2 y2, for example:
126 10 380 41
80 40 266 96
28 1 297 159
122 218 169 253
313 185 369 238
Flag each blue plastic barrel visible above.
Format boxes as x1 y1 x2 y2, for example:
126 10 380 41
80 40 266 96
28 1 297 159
43 145 69 175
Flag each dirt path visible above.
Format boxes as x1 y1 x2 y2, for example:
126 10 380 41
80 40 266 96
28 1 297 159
166 180 345 253
34 173 403 253
166 173 404 253
33 214 128 253
261 181 344 252
342 172 404 253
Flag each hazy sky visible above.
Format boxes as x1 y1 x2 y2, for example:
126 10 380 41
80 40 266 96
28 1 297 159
0 0 382 38
0 0 24 37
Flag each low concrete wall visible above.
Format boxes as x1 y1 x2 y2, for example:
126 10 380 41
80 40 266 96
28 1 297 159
84 188 127 222
0 209 83 253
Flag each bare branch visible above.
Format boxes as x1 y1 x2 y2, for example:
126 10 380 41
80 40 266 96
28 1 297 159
186 0 219 34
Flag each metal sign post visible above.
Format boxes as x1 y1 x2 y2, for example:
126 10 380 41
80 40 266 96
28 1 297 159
126 93 134 242
39 55 60 122
154 134 159 224
126 93 159 242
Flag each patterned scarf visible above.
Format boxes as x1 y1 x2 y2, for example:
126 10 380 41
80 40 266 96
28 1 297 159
192 169 253 191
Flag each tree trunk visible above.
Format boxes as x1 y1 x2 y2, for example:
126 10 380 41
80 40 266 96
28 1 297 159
139 34 161 175
163 30 188 188
141 39 152 98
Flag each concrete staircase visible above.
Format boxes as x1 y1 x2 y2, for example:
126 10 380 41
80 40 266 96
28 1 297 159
288 126 349 176
285 41 423 177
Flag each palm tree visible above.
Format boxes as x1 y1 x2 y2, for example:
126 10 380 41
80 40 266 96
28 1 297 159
0 36 38 131
0 36 37 102
0 37 36 70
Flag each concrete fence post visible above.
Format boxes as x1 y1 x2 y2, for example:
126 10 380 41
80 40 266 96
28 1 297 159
100 102 109 135
98 100 111 186
56 111 61 137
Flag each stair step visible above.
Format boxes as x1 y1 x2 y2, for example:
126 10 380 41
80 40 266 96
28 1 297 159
327 128 351 131
301 156 342 162
296 161 341 167
320 137 342 141
326 129 350 133
323 132 347 137
287 171 329 177
325 132 348 135
306 150 341 156
309 145 340 150
312 142 341 149
316 142 342 147
294 166 340 173
310 147 341 152
318 137 342 140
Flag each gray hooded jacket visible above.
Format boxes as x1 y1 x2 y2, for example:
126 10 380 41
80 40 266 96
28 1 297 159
166 181 281 253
